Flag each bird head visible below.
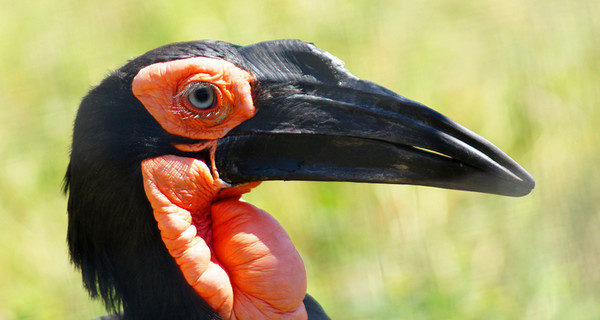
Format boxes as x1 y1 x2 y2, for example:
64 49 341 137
65 40 534 319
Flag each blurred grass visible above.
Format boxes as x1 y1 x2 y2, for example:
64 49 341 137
1 0 598 319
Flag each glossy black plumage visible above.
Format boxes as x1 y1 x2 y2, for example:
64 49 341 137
66 43 224 320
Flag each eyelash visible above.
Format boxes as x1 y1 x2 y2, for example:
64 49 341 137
177 82 221 112
175 82 232 122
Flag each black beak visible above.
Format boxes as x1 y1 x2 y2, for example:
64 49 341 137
214 40 535 197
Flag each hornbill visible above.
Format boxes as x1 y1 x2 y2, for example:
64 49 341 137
65 39 534 320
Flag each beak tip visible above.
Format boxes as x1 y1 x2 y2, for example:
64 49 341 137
518 176 536 196
500 172 535 197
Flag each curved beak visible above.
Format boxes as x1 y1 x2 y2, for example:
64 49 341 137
214 40 535 197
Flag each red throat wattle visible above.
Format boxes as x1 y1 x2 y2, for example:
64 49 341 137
134 58 308 319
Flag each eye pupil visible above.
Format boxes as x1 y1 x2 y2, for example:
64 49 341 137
187 83 216 110
194 88 210 103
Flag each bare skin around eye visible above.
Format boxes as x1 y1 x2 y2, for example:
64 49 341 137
132 57 256 141
141 155 308 320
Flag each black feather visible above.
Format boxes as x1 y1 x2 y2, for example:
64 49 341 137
65 41 242 320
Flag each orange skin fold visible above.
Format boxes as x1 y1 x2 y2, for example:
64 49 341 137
134 58 308 319
142 156 307 320
132 57 256 141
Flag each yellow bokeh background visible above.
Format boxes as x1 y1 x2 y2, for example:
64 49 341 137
1 0 598 319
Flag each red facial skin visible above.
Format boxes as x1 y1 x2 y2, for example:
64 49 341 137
133 58 308 320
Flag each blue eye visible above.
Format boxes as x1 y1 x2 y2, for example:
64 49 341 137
186 83 217 110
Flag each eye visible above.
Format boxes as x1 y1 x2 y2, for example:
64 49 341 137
185 82 218 111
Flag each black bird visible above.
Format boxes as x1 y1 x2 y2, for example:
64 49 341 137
65 39 534 320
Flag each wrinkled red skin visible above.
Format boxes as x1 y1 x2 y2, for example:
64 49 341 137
134 57 308 319
142 156 308 320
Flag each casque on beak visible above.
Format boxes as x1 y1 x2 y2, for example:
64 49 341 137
213 40 535 197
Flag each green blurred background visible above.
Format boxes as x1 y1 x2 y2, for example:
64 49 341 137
1 0 599 319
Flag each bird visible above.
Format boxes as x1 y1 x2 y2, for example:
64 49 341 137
64 39 535 320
